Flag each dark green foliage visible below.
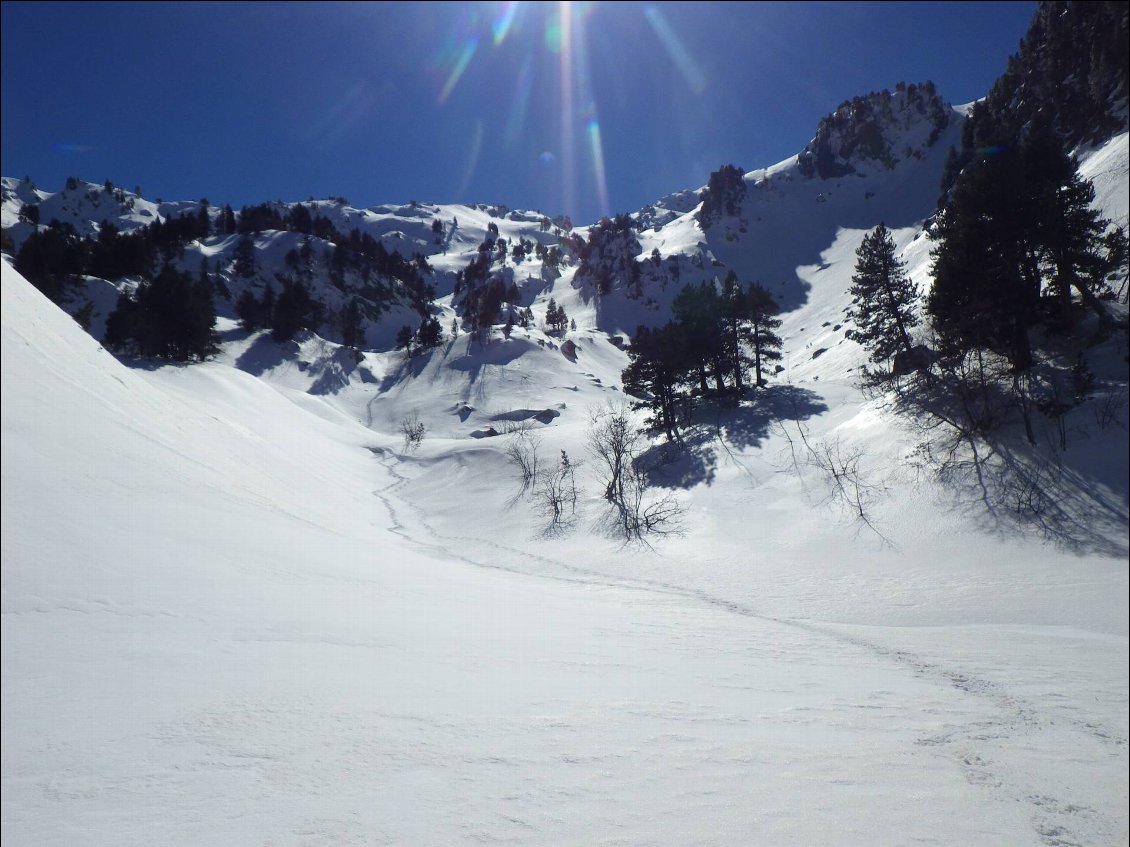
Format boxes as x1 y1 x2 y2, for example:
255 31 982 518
798 82 950 180
416 316 442 349
940 2 1129 201
456 249 510 332
743 283 783 387
104 265 218 361
237 203 288 234
545 298 569 335
846 223 920 369
233 233 257 278
698 165 746 227
18 203 39 225
395 325 414 354
574 214 641 297
672 282 730 395
88 221 155 281
270 277 322 342
622 323 691 440
928 120 1113 371
13 222 88 302
984 1 1127 149
235 287 270 331
221 205 237 235
340 299 365 349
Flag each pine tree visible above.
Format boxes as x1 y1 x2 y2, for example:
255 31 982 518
744 284 783 387
340 299 365 349
622 323 691 440
928 119 1113 370
417 316 442 349
105 265 218 361
721 271 753 392
846 223 920 372
233 232 256 278
672 282 728 395
270 277 321 342
396 324 414 355
235 288 266 331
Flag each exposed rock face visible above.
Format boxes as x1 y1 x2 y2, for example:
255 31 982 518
797 82 950 180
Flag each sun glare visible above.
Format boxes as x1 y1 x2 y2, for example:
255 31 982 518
429 0 697 219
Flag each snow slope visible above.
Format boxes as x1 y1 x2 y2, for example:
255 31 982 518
3 124 1128 847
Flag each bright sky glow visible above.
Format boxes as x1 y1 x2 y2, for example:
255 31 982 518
1 1 1039 225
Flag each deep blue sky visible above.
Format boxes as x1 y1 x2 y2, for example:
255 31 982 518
2 1 1037 225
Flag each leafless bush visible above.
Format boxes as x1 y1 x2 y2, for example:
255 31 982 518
400 411 426 452
615 463 683 541
773 409 889 543
534 450 579 534
587 400 646 503
497 417 535 436
504 430 542 492
587 401 683 541
1093 386 1128 432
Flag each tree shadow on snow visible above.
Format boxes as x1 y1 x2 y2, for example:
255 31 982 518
234 334 288 377
635 384 829 490
637 427 719 489
722 384 829 450
892 380 1129 557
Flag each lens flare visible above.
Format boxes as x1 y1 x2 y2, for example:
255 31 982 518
558 1 576 217
643 5 706 94
438 38 479 106
492 0 520 46
303 80 375 147
587 118 610 219
504 56 535 148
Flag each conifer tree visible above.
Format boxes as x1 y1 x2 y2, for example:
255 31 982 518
396 325 414 355
270 277 321 342
233 232 257 278
235 290 260 331
672 282 729 395
744 283 783 387
846 223 920 372
928 119 1113 370
622 323 691 440
105 265 218 361
417 316 442 349
340 299 365 349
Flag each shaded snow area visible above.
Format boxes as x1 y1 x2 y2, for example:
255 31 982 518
3 136 1129 845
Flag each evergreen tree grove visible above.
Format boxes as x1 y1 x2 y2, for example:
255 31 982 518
104 265 218 361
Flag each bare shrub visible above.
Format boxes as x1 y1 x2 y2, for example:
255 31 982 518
587 402 683 541
535 450 579 534
772 407 889 543
587 401 645 503
614 463 683 541
400 411 426 452
504 430 542 492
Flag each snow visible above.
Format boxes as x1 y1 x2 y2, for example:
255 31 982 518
3 130 1128 845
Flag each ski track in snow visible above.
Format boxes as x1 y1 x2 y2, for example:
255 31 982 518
370 447 1127 847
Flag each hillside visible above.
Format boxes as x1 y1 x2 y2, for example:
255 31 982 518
4 107 1129 843
3 8 1130 836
